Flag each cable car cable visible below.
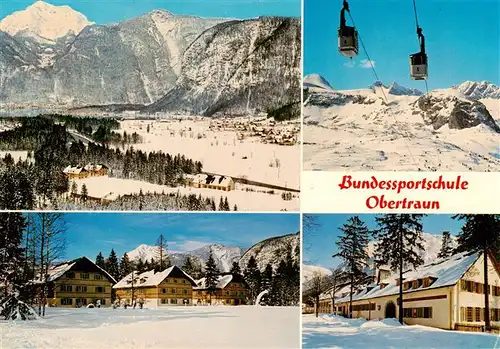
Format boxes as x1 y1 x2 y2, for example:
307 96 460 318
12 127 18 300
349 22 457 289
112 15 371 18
346 11 423 170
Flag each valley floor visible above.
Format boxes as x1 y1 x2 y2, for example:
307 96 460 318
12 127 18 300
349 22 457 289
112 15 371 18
1 306 300 349
302 314 500 349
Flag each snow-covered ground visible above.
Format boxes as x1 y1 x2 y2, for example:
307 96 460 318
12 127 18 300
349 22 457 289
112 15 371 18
302 314 500 349
1 306 300 349
70 176 299 211
118 118 300 189
0 150 29 162
304 85 500 172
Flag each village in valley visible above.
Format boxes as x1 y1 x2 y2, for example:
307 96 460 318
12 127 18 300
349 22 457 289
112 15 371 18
301 214 500 349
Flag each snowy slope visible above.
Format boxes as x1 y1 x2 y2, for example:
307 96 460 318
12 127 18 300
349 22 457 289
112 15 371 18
302 264 332 282
239 232 300 271
0 1 92 41
304 80 500 171
303 74 333 90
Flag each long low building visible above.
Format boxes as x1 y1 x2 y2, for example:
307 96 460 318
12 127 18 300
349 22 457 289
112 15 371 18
318 251 500 331
113 266 197 307
194 273 249 305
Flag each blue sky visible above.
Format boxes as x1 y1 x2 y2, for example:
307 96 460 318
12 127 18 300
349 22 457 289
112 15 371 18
304 0 499 90
1 0 300 24
36 213 299 261
303 214 463 269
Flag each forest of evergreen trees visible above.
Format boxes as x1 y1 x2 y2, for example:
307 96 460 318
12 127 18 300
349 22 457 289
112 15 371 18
303 214 500 331
0 116 216 210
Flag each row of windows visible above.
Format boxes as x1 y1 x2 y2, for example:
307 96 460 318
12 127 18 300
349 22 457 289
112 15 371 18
65 272 103 280
160 298 190 304
161 288 189 295
352 303 376 311
61 298 106 305
402 307 433 319
461 307 500 322
60 285 106 293
402 278 435 291
193 290 245 297
460 280 500 295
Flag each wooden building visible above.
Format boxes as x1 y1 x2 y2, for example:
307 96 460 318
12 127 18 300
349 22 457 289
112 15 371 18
84 163 109 177
186 174 235 191
63 165 89 179
113 266 197 307
193 273 249 305
317 251 500 331
44 256 116 308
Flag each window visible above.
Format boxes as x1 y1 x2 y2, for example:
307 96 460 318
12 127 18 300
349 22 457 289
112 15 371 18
60 285 72 292
182 280 186 284
101 299 106 305
402 307 432 319
161 299 167 304
174 279 178 283
466 307 473 322
80 273 90 279
66 272 75 279
475 307 481 322
61 298 73 305
183 289 188 294
94 274 103 280
95 286 105 293
162 288 166 294
170 299 177 304
76 286 87 292
172 288 176 294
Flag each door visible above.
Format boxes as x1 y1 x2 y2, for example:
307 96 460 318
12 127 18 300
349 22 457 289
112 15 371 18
385 301 396 318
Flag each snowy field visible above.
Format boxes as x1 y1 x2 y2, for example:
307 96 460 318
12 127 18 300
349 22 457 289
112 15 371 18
1 306 300 349
0 150 29 162
118 118 300 189
302 314 500 349
303 87 500 172
70 176 299 211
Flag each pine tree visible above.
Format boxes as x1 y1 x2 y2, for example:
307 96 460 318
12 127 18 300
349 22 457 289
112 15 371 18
218 197 224 211
136 259 145 273
204 252 219 305
224 197 230 211
373 214 426 324
261 263 273 304
244 256 261 303
155 234 170 271
95 252 106 270
233 204 238 211
230 261 241 275
437 231 454 259
106 249 120 281
453 214 500 332
182 256 196 277
333 216 370 318
119 253 133 279
70 181 78 195
81 184 88 202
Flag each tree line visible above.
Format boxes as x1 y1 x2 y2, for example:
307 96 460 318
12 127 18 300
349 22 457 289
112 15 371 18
0 212 67 320
303 214 500 332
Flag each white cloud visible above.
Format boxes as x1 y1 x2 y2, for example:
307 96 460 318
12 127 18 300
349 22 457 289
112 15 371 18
177 240 214 251
343 60 356 68
359 59 375 68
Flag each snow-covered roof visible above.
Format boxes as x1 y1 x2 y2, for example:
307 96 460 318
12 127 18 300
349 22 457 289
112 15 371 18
335 251 479 304
195 275 234 290
188 174 233 187
45 256 117 283
83 163 108 171
113 266 197 289
63 165 87 174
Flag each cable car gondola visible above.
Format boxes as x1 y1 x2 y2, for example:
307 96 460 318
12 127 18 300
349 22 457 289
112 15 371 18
409 27 427 80
338 0 358 58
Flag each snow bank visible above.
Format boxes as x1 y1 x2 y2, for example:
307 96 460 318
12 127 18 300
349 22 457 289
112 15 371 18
1 306 299 348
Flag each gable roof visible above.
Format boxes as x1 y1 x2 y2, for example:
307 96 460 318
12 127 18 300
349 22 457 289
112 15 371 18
113 265 197 289
46 256 117 284
335 251 480 304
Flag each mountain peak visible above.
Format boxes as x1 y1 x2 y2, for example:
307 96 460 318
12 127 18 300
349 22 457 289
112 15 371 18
303 74 333 90
0 1 93 41
369 80 423 96
454 81 500 100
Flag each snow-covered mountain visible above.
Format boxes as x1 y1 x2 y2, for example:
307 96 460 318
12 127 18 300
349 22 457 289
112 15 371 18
127 243 245 272
454 81 500 100
303 78 500 171
0 4 300 116
370 81 423 96
0 1 92 42
239 232 299 271
304 74 333 90
302 264 332 282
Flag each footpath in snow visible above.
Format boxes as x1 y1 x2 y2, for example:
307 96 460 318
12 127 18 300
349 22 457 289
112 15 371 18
302 314 500 349
1 306 300 349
